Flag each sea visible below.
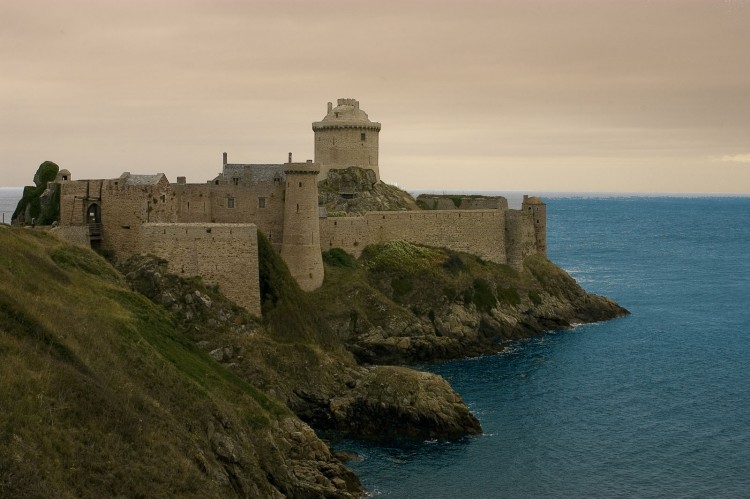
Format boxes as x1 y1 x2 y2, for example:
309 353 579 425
2 187 749 497
0 187 23 225
339 195 750 498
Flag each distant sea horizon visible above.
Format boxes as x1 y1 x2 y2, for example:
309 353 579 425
2 186 748 223
0 187 23 224
406 189 750 209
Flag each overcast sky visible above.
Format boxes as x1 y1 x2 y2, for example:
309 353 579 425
2 0 749 193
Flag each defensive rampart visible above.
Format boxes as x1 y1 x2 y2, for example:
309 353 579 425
140 223 261 316
320 210 508 264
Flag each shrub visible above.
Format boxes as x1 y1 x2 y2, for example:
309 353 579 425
442 252 465 275
322 248 357 268
472 278 497 313
497 287 521 306
391 276 413 300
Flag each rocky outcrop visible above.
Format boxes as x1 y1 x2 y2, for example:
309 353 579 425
314 244 629 365
12 161 60 226
329 366 481 441
318 167 419 215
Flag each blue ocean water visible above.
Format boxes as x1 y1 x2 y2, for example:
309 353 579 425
341 197 750 498
0 187 23 224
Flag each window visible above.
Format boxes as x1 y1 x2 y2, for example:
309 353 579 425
232 177 239 186
258 197 266 209
361 132 366 141
299 182 302 188
227 197 235 208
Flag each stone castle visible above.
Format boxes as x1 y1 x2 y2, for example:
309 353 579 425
53 98 547 315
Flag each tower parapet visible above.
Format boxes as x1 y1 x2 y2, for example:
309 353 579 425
312 98 381 181
280 159 324 291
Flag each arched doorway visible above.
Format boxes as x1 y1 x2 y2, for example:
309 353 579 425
86 203 102 247
86 203 101 224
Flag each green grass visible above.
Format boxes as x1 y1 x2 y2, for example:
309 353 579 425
0 227 294 497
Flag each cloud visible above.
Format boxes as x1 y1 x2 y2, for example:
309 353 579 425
720 154 750 163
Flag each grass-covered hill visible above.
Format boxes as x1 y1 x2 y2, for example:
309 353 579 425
0 226 363 498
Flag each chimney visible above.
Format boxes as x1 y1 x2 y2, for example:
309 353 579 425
223 152 227 166
288 152 292 163
327 102 333 113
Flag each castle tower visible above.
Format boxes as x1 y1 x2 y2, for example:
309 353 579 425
312 98 381 181
522 195 547 256
280 159 324 291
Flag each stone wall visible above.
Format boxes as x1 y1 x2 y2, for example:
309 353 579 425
504 210 538 270
314 127 380 181
98 177 173 257
60 177 173 258
140 223 261 316
416 195 509 211
320 210 508 264
171 183 285 250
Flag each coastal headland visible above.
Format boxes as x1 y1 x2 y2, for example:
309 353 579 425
2 99 628 496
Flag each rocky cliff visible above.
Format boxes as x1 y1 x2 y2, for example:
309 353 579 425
119 235 482 443
311 242 628 365
318 167 419 215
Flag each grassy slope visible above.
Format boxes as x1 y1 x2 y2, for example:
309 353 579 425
0 227 352 498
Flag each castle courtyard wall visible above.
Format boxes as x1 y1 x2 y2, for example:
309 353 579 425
140 223 261 316
416 196 509 211
172 183 285 251
320 210 508 264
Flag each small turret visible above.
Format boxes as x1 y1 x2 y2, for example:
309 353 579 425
280 158 324 291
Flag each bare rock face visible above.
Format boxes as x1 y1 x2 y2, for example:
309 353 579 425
318 167 419 215
329 366 481 441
